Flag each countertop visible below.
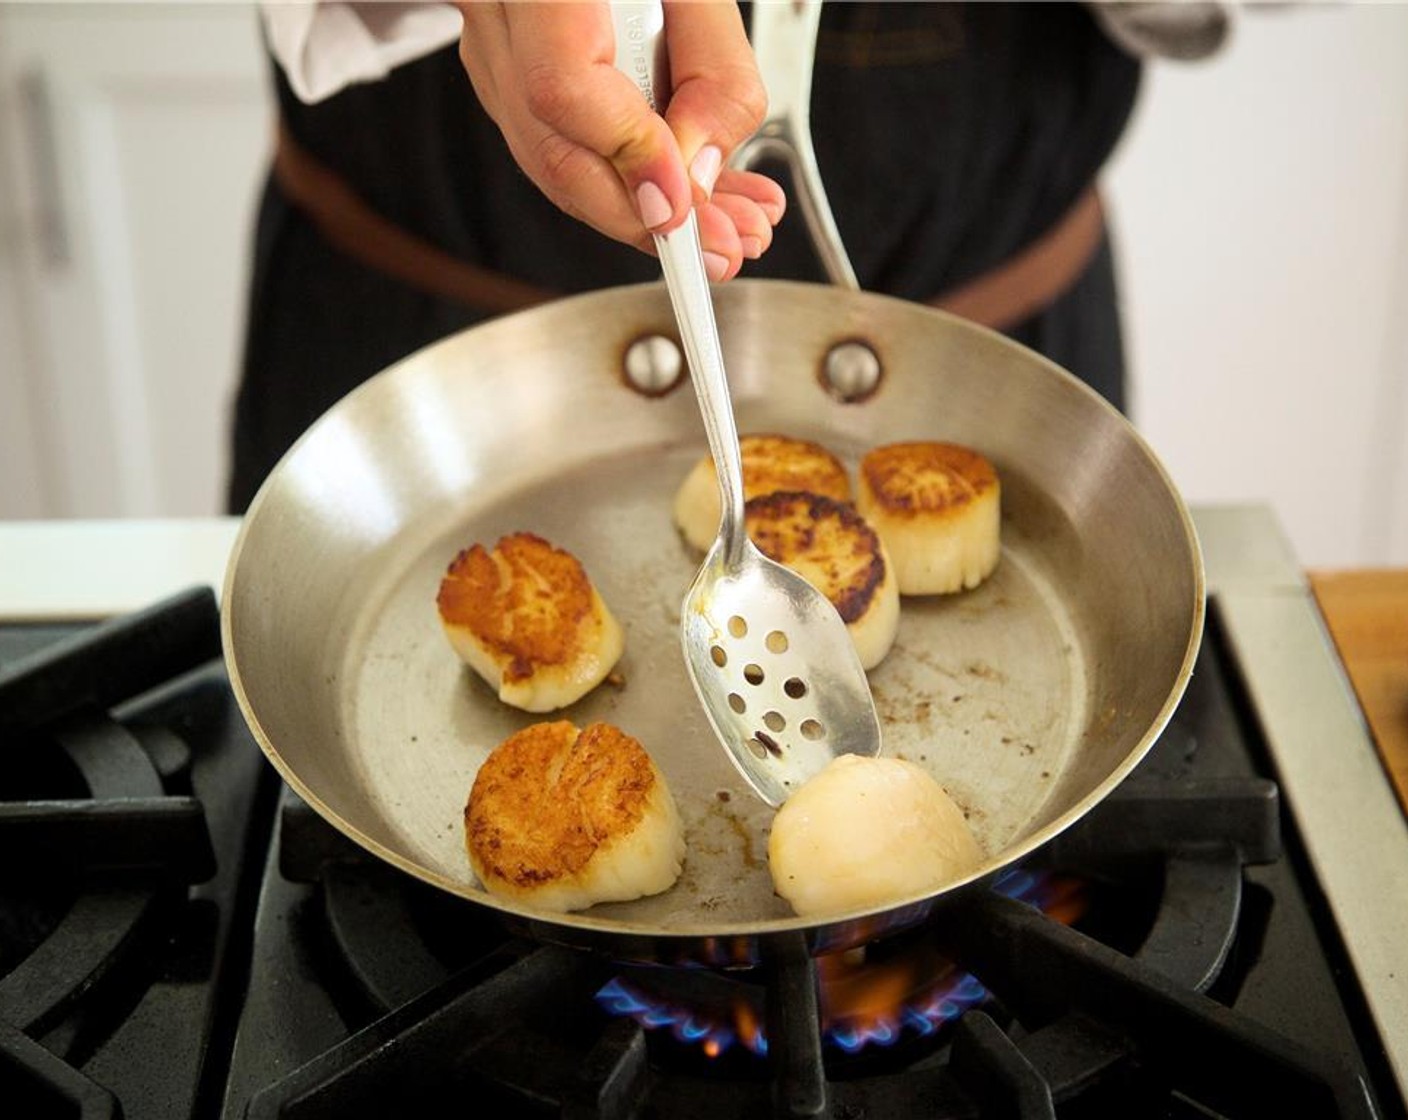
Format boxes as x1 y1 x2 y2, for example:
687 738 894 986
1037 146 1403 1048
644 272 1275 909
0 518 241 620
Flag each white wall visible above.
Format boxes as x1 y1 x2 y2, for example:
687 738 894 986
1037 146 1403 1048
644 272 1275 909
1105 1 1408 567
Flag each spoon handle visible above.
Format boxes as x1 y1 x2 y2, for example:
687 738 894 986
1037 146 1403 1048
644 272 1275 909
610 0 748 564
655 219 748 565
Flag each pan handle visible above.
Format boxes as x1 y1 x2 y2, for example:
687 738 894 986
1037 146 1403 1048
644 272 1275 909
733 0 859 291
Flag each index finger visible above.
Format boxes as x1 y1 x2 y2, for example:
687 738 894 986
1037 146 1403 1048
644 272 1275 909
660 0 769 195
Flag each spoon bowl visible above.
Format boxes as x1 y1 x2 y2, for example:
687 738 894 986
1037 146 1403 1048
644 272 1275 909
681 533 883 806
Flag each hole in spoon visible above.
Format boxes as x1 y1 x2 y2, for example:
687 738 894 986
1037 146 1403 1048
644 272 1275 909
710 645 727 668
763 710 786 733
728 693 747 714
783 677 807 699
765 630 789 654
743 664 765 686
800 719 825 741
728 616 748 639
747 737 769 760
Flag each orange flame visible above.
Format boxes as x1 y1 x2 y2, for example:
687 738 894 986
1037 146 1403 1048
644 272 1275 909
598 871 1091 1059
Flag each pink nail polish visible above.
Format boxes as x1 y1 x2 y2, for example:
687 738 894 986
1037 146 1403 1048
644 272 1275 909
690 145 723 194
635 181 673 230
702 251 730 281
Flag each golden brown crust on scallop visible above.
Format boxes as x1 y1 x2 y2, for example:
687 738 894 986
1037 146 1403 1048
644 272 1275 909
859 442 997 520
465 721 659 892
436 533 596 684
744 490 886 625
739 435 852 504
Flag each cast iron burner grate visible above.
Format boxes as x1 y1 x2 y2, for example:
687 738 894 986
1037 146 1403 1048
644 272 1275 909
236 622 1387 1120
243 781 1372 1119
0 589 273 1120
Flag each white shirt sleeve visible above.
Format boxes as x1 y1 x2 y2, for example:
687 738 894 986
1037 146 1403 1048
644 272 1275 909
261 2 464 104
1086 2 1234 62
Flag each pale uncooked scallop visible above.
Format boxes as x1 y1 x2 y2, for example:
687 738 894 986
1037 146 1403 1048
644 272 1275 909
768 754 984 917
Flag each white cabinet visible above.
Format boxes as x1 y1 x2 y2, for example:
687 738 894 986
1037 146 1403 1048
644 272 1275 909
0 3 271 518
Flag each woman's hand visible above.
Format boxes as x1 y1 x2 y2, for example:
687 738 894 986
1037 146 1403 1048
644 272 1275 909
455 1 785 280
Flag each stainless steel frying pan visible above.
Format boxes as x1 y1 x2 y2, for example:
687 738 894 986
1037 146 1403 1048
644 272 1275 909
220 276 1203 965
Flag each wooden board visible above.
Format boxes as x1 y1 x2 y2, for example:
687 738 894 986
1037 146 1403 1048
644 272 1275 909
1309 570 1408 817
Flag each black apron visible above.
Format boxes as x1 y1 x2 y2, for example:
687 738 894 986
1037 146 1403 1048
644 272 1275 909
228 1 1140 513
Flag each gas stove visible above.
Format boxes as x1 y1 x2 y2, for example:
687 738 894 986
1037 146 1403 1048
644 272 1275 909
0 506 1405 1119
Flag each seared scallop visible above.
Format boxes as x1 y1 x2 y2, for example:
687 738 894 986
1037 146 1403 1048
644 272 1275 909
673 434 852 552
744 490 899 671
465 720 685 913
856 441 1000 595
436 532 624 712
768 754 984 917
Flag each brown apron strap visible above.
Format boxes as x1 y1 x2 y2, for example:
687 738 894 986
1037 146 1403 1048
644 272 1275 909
273 120 1102 330
272 122 557 315
929 187 1105 331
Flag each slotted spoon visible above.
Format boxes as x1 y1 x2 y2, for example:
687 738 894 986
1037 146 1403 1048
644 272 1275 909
610 1 882 805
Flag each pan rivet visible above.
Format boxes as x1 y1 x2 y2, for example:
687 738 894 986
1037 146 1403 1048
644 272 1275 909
623 335 684 396
822 341 881 402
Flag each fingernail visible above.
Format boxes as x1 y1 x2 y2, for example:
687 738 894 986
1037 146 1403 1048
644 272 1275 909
740 236 763 260
702 251 730 281
690 145 723 194
635 181 673 230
